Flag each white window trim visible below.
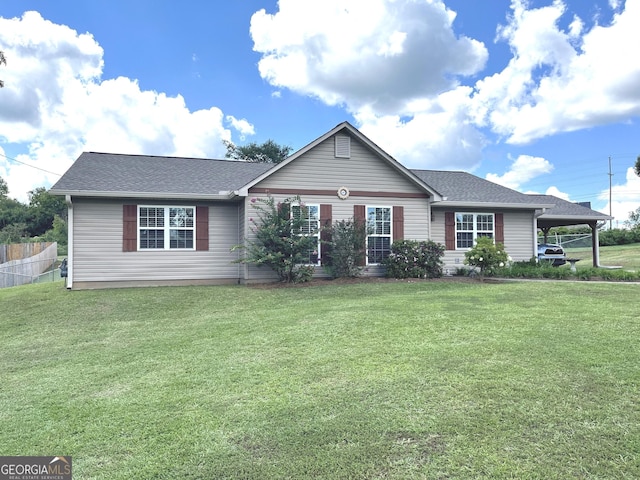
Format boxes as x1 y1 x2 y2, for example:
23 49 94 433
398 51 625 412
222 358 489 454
291 203 321 265
138 205 196 251
366 205 392 265
455 212 495 250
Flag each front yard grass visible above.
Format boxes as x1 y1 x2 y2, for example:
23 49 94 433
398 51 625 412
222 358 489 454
567 243 640 271
1 280 639 479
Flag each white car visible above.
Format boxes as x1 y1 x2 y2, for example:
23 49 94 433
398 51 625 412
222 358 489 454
537 243 566 266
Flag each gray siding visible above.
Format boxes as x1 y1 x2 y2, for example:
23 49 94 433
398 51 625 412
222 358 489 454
256 135 426 194
242 194 431 282
71 199 242 286
243 134 432 282
431 208 537 273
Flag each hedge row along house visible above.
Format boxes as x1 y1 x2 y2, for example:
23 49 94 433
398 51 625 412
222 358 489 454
50 122 611 289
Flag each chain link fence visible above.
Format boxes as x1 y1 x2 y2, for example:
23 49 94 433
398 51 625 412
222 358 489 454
542 233 593 250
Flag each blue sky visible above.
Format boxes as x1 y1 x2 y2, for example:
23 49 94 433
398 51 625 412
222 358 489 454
1 0 639 226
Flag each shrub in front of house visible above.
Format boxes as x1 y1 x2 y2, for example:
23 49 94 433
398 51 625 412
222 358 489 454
323 218 368 278
383 240 445 279
233 195 318 283
464 236 509 280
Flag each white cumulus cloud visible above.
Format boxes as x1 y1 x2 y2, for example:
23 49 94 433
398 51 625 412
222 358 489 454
251 0 488 115
472 0 640 144
0 11 248 201
486 154 554 190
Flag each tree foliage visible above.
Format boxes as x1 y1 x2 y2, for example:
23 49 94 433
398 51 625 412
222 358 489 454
27 187 67 237
0 178 68 244
0 177 28 232
224 139 292 163
0 177 8 196
384 240 445 279
623 206 640 229
464 236 510 280
233 196 318 283
322 218 368 278
0 50 6 88
634 155 640 178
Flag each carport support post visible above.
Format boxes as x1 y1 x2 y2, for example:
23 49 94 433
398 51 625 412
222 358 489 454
540 227 551 244
590 221 599 267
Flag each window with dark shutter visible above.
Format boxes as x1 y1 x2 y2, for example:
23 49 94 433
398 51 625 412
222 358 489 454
123 204 208 251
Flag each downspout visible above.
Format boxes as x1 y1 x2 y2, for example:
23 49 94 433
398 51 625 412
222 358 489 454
237 201 241 284
533 208 546 259
65 195 73 289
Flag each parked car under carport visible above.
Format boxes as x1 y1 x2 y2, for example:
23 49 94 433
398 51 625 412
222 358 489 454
537 243 566 266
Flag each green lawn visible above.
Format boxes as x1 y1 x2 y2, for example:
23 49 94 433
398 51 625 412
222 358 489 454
2 280 639 479
565 243 640 271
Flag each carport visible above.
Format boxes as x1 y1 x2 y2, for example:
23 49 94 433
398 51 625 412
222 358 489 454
528 195 613 267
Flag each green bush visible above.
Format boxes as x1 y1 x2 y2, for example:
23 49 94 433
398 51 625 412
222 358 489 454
233 196 318 283
464 236 509 279
497 260 640 282
323 218 368 278
383 240 445 279
599 228 640 246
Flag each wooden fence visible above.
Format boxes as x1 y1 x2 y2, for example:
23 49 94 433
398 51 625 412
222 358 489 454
0 242 58 288
0 242 55 264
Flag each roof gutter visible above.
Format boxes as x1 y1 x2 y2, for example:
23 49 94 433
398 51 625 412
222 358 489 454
433 201 556 210
50 190 238 201
537 213 613 221
65 195 73 290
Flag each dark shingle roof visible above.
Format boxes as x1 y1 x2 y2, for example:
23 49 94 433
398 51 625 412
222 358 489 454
50 153 610 225
526 194 610 220
50 152 274 198
410 169 535 204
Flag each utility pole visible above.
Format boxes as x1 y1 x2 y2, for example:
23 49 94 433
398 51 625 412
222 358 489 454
608 156 613 230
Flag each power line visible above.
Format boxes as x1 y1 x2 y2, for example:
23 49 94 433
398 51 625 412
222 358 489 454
0 152 62 177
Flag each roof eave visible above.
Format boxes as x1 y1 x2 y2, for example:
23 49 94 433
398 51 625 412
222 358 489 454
433 201 556 210
538 213 613 221
238 122 443 200
49 189 238 200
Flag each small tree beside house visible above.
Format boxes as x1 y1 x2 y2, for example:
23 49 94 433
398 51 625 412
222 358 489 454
233 196 318 283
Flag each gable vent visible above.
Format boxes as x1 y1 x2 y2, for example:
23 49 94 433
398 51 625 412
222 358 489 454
335 135 351 158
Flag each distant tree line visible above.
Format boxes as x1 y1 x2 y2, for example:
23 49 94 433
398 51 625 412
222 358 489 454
0 177 67 246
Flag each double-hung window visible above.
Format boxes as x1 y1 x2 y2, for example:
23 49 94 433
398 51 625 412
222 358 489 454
139 206 195 250
367 206 391 264
456 213 494 249
292 204 320 264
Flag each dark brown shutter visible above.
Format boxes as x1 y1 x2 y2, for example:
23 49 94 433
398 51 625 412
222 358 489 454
495 213 504 244
354 205 365 224
277 201 290 219
354 205 366 266
320 204 332 265
123 204 137 252
445 211 455 251
196 206 209 251
393 206 404 242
